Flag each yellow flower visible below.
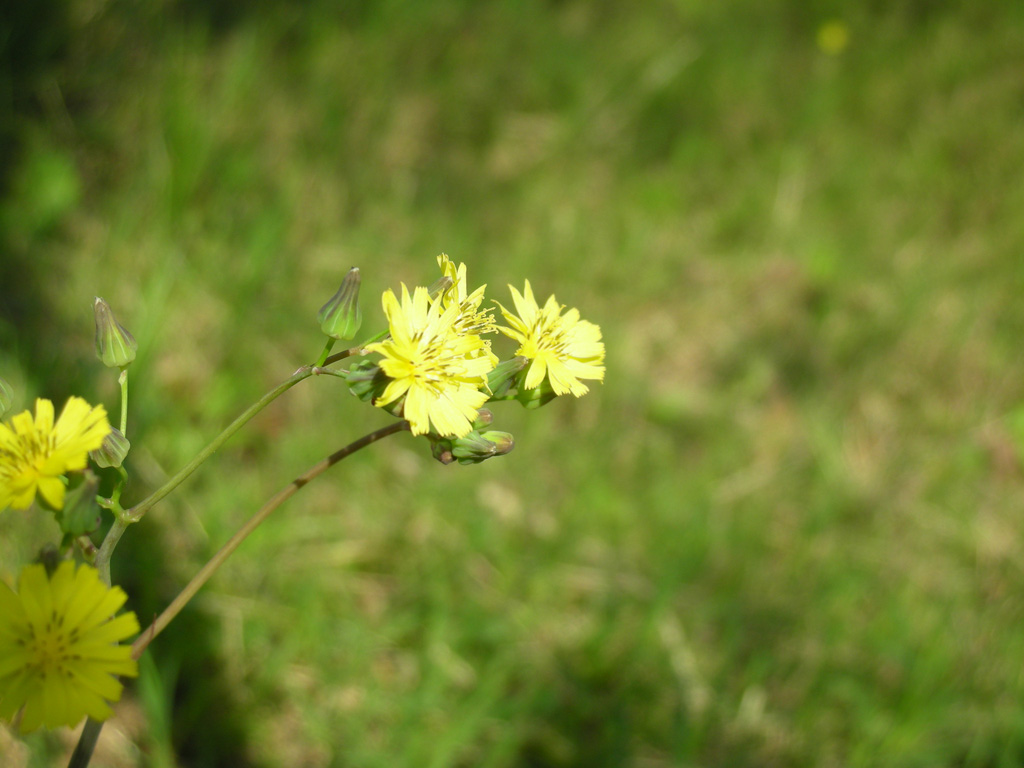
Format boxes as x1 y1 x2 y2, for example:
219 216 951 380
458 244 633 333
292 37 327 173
816 20 849 55
496 280 605 397
366 284 495 437
0 561 139 731
0 398 110 512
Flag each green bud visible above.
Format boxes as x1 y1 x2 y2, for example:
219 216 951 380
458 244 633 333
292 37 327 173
36 544 62 576
451 431 495 461
515 378 558 410
472 409 494 429
58 471 103 537
448 429 515 465
318 268 363 340
90 426 131 468
0 377 13 417
94 297 138 368
430 439 456 465
479 430 514 456
487 357 528 399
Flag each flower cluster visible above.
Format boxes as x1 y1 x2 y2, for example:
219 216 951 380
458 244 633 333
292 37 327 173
350 255 605 445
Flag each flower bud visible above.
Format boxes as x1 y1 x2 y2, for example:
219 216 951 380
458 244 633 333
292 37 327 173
36 544 62 576
318 268 363 340
486 357 528 399
94 297 138 368
449 429 515 465
430 439 456 465
90 426 131 468
479 430 514 456
472 409 494 429
0 377 13 417
514 379 558 410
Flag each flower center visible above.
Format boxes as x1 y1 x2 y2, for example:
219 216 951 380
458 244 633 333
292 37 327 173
526 316 568 359
0 432 53 484
27 613 76 677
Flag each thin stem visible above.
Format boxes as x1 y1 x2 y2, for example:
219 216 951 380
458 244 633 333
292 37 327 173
70 420 409 768
314 338 336 367
93 366 315 578
127 367 318 522
95 518 127 585
131 420 408 659
118 369 129 435
67 719 103 768
324 347 360 367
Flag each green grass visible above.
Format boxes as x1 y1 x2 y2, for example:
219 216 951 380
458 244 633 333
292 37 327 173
4 1 1024 766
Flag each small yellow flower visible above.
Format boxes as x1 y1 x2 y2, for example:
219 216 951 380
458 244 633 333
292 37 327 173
0 398 111 512
366 284 495 437
496 280 605 397
817 20 849 55
0 561 139 731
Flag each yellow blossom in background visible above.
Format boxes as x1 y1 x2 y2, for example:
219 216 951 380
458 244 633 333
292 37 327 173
367 284 495 437
817 20 849 55
496 280 605 397
0 398 110 512
0 561 139 731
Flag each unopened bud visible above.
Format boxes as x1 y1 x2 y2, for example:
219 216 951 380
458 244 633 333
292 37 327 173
431 439 456 465
0 377 13 417
487 357 528 399
318 268 363 340
450 429 515 465
514 379 558 410
90 426 131 468
36 544 62 576
479 430 514 456
472 409 494 429
94 297 138 368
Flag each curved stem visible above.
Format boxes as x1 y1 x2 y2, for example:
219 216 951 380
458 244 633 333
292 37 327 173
131 420 408 659
95 345 364 582
93 365 319 579
125 367 317 523
70 419 409 768
95 518 127 585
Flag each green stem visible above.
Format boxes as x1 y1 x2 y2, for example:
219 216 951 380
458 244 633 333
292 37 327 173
94 347 365 587
95 365 314 578
118 369 129 435
128 366 315 522
95 518 127 585
314 338 336 367
67 719 103 768
324 346 365 367
70 419 409 768
131 420 408 659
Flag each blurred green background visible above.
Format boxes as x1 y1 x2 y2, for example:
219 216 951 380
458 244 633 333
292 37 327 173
3 0 1024 766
